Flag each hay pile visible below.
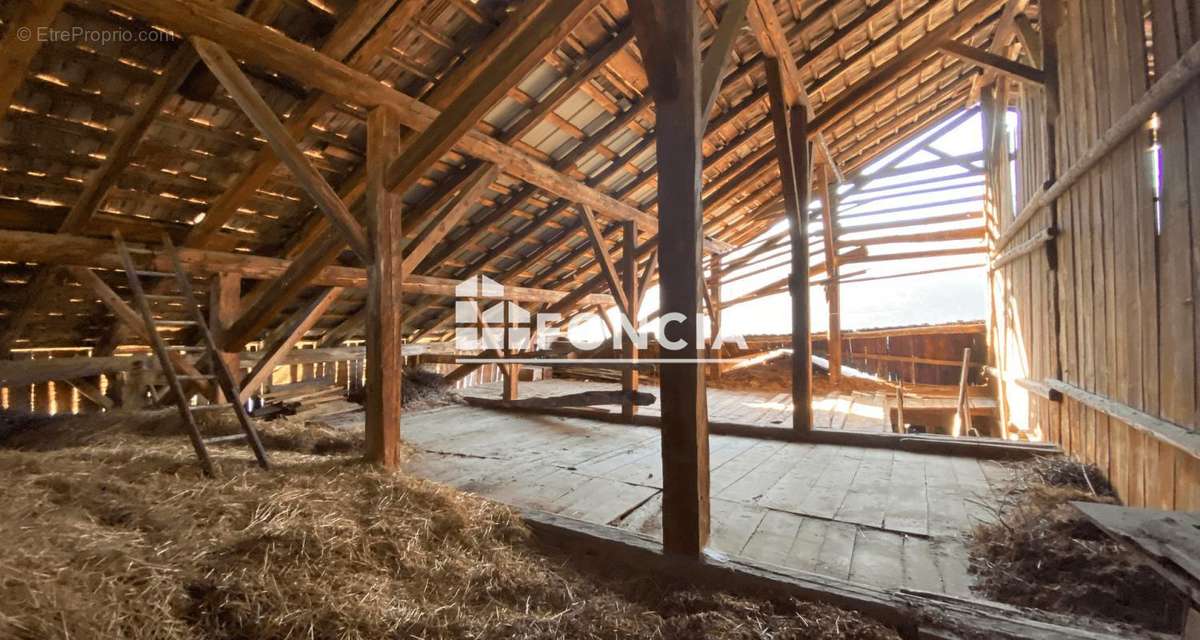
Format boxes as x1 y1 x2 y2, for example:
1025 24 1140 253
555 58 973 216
347 367 460 411
968 456 1185 635
0 411 899 640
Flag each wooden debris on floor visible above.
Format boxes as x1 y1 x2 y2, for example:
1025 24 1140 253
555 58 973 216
253 379 361 426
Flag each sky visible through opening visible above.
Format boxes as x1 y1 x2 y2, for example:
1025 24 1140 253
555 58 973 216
570 108 1010 344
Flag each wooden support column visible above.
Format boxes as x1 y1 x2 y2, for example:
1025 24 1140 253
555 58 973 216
817 166 841 385
630 0 709 556
366 106 404 469
208 272 241 402
707 255 723 380
501 299 520 401
765 58 814 432
620 220 640 420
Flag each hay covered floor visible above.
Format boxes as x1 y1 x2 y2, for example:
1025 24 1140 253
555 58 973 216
0 409 900 640
968 457 1187 636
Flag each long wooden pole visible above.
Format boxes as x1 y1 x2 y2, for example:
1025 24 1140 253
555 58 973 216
817 166 842 385
765 57 813 432
630 0 710 557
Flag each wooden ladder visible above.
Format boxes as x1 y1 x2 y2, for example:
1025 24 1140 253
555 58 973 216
112 231 270 476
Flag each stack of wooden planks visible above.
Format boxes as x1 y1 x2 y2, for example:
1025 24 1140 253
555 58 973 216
252 379 361 427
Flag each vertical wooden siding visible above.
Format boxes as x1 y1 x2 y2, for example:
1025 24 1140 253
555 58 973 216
989 0 1199 510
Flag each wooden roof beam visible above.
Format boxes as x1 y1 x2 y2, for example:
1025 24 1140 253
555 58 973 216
809 0 998 133
380 0 602 211
940 38 1044 86
96 0 732 247
969 0 1029 100
0 230 614 306
403 163 499 275
193 38 372 263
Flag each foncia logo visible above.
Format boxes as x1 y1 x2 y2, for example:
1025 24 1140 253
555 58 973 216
453 275 747 364
454 275 530 351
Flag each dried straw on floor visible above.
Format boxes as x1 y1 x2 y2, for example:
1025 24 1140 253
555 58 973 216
968 456 1185 635
0 412 899 640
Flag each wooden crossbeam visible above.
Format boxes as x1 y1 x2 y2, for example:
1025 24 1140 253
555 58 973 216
193 38 372 263
969 0 1030 100
0 0 66 128
809 0 996 133
575 205 631 318
0 229 613 305
239 287 343 401
940 38 1045 86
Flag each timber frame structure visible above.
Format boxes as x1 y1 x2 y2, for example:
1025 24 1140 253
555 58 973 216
2 0 1199 573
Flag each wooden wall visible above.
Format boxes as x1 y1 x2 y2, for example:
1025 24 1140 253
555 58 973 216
989 0 1199 510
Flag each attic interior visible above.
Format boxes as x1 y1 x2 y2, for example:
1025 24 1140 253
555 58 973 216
1 0 1198 638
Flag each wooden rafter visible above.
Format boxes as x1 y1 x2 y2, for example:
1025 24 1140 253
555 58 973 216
193 38 372 263
403 163 499 275
380 0 601 210
239 287 343 401
575 205 631 319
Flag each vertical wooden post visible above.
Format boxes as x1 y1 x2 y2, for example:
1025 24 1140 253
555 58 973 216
764 57 813 432
502 300 519 401
365 106 403 469
620 220 640 420
630 0 710 556
708 255 723 380
209 272 241 402
817 166 841 385
954 347 973 437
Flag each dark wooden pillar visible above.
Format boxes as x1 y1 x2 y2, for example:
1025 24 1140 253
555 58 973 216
620 220 640 420
630 0 710 556
365 106 403 469
816 167 841 385
208 272 242 402
764 57 813 432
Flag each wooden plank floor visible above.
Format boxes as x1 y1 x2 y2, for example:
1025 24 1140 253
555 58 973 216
402 396 1015 597
459 378 890 432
